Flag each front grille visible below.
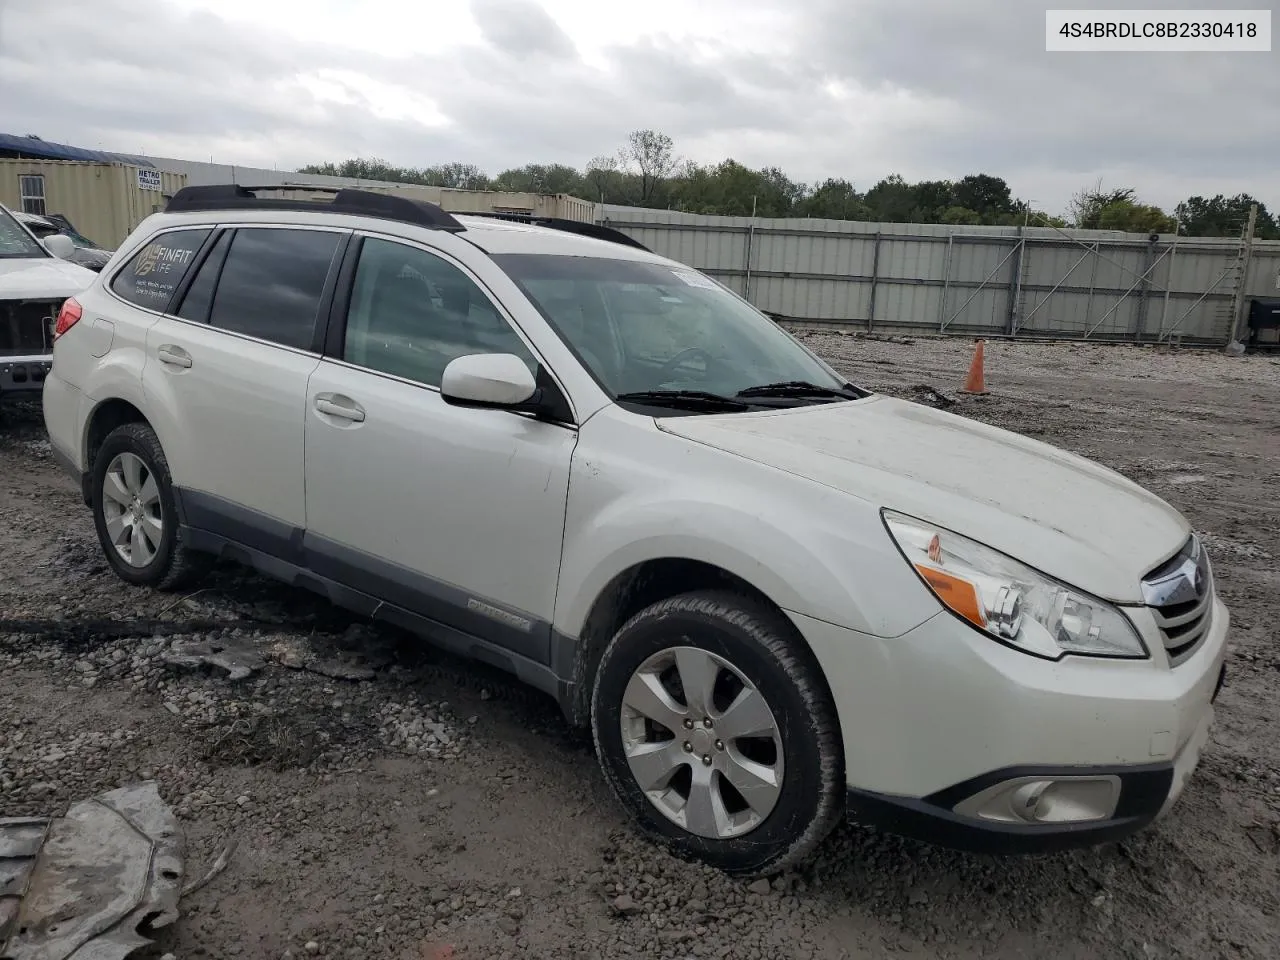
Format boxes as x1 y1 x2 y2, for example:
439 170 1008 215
0 299 59 356
1141 535 1213 666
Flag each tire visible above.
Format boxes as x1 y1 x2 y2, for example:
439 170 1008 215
590 589 843 876
90 422 212 591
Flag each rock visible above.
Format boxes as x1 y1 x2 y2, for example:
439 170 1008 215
306 659 376 682
747 878 771 896
497 916 520 935
304 941 320 954
612 894 642 917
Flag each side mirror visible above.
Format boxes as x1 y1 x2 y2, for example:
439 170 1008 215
440 353 538 409
43 234 76 260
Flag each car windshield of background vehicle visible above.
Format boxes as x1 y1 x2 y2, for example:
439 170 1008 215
492 254 857 409
0 207 47 259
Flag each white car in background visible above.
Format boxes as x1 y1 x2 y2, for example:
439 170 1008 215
1 202 98 402
40 185 1229 876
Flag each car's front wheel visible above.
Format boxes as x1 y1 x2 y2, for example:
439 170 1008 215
590 590 844 876
91 422 211 590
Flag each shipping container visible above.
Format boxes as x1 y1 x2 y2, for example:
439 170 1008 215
0 159 187 249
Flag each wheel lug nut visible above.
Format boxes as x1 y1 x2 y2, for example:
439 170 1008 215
682 741 693 753
701 754 712 766
715 739 724 751
683 718 694 730
702 718 713 728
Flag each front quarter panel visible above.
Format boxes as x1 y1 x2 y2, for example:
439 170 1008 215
554 405 941 641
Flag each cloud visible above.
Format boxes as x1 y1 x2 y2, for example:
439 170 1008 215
0 0 1275 214
471 0 578 61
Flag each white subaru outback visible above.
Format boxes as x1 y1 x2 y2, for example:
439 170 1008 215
42 186 1229 876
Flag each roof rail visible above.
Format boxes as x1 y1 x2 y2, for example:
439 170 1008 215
461 211 650 252
164 184 465 232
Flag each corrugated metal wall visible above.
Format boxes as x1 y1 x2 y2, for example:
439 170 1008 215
599 206 1280 343
0 159 186 248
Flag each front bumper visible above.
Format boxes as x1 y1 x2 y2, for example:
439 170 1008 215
0 355 53 394
845 665 1224 853
789 593 1229 852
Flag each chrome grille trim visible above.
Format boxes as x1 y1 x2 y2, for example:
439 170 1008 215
1141 535 1213 666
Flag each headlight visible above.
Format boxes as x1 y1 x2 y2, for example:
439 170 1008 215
882 510 1146 660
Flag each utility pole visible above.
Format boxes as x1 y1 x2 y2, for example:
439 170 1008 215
1228 203 1258 345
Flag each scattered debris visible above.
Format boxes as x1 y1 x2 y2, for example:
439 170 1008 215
0 781 183 960
907 383 956 408
162 636 265 681
181 839 238 898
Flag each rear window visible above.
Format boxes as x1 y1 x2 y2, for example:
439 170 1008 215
111 229 211 311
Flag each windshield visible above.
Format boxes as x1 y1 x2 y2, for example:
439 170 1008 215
0 207 47 259
492 254 848 401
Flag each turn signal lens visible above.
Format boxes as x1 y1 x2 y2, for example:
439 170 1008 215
914 564 986 628
54 297 82 339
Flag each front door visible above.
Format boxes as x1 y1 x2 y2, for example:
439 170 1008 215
302 234 577 665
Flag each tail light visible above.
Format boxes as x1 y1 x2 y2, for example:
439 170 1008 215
54 297 83 339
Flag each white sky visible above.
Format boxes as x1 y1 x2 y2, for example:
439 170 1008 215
2 0 1277 215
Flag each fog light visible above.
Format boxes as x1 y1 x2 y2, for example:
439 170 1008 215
953 775 1122 824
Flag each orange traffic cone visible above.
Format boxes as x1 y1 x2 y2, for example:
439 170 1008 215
959 340 989 394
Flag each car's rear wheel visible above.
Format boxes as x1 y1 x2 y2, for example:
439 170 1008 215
590 590 843 876
91 422 211 590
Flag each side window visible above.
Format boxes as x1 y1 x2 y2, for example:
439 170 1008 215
343 237 536 387
174 231 231 323
111 229 211 311
207 228 341 351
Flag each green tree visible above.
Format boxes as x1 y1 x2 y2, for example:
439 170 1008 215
584 155 620 203
954 174 1014 216
864 175 916 221
1174 194 1279 240
618 129 678 205
491 163 584 195
795 178 867 220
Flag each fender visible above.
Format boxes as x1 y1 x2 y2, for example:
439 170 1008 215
552 410 939 642
79 332 155 466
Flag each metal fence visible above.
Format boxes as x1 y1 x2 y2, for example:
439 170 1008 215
598 206 1280 343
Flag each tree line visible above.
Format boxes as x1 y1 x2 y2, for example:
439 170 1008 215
301 129 1279 239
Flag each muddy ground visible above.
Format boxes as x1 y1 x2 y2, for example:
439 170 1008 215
1 336 1277 960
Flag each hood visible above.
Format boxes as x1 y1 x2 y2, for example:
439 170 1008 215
0 257 98 299
656 395 1189 603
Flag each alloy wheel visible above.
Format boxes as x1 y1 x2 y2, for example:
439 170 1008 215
100 452 164 568
619 645 785 840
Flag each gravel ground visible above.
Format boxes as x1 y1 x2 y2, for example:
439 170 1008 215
1 336 1278 960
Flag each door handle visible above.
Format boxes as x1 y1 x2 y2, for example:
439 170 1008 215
156 344 192 368
314 393 365 423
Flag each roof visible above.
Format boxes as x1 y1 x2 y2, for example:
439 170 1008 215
0 133 155 167
453 214 662 261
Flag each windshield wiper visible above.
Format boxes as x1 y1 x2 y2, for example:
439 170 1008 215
735 380 862 400
615 389 749 411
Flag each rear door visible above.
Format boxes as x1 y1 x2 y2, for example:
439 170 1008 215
142 224 349 555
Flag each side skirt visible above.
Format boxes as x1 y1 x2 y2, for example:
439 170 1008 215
179 523 575 713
